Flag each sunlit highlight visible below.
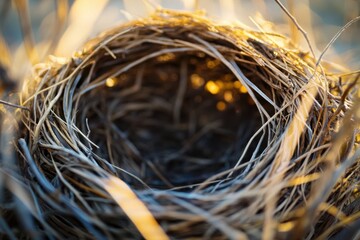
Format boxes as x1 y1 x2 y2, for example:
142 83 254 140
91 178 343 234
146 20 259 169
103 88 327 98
234 81 242 89
205 81 220 94
191 74 204 88
157 53 175 62
106 77 117 87
206 60 219 69
240 85 247 93
278 221 295 232
216 101 226 111
224 91 233 102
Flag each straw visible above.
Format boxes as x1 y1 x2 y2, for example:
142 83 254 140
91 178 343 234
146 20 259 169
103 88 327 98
0 10 358 239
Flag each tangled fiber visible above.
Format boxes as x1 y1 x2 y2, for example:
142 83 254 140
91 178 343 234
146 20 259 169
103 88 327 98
1 10 360 240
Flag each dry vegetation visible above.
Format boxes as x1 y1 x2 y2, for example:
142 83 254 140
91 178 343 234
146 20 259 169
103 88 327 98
0 8 359 240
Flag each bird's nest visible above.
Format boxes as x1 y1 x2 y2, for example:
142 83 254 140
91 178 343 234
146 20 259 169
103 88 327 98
5 10 360 239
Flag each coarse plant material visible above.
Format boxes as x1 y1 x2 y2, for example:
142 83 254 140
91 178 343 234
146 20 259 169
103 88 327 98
0 9 359 240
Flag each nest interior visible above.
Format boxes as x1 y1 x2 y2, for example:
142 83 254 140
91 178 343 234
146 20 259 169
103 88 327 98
83 52 271 190
13 10 359 240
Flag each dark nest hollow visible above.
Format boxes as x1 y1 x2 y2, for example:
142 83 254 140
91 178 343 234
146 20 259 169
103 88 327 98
2 10 360 240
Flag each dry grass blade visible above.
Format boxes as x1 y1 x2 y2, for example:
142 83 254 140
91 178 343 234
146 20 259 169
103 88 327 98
103 176 169 240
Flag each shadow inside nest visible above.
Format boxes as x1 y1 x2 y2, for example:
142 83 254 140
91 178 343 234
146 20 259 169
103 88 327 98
78 53 272 191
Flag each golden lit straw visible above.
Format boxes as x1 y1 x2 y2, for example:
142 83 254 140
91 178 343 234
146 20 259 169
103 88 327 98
263 79 320 240
103 176 169 240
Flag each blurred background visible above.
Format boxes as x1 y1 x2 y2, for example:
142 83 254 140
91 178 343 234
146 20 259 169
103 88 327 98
0 0 359 83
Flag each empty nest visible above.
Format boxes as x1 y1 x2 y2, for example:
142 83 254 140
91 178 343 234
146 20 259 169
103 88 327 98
2 10 359 240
